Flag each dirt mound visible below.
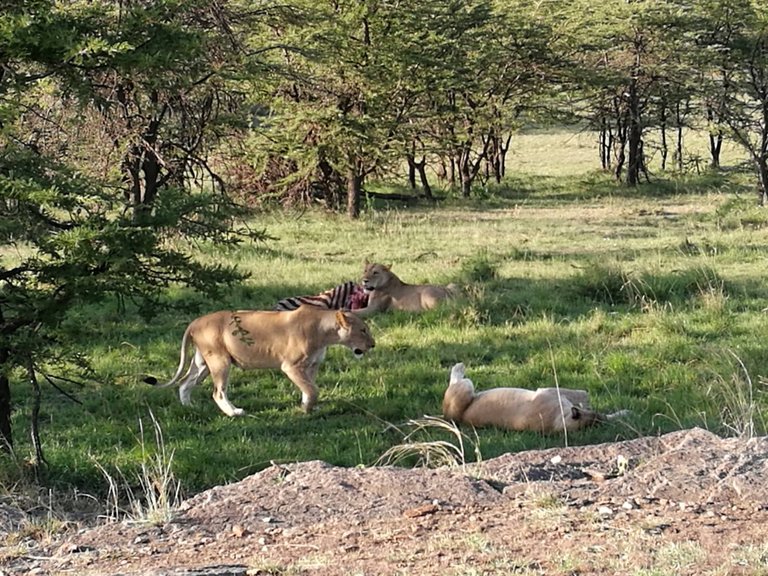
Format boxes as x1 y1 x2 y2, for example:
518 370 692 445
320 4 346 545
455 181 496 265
476 427 768 505
7 428 768 575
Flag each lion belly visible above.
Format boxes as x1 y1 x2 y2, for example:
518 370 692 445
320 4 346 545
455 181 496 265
462 388 582 433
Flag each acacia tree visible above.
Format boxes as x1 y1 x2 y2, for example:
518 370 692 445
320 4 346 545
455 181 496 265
692 0 768 203
0 0 260 467
245 1 397 218
562 0 695 184
249 0 553 207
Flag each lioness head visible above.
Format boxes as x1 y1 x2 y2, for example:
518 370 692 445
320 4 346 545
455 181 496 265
335 311 375 358
361 262 394 292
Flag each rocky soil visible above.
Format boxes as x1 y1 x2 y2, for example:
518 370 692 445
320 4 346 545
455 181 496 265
4 427 768 575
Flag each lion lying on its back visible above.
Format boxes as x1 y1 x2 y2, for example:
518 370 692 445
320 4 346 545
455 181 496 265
353 262 456 316
443 363 628 434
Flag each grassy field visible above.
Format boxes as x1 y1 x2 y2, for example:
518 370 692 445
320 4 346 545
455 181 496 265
4 129 768 501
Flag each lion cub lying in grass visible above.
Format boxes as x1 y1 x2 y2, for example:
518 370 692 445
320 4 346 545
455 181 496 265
442 363 627 434
353 262 456 316
146 306 375 417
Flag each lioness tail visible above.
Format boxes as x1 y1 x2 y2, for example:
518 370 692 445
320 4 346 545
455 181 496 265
143 324 194 389
603 409 631 421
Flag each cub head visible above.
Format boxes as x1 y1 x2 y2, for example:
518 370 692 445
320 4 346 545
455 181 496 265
335 311 375 358
362 262 394 292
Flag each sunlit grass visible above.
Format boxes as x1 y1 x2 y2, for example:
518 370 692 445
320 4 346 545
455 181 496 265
3 130 768 498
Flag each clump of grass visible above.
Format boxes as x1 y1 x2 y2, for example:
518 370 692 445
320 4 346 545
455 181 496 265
572 262 634 306
459 251 499 283
94 410 182 525
452 283 492 327
573 262 726 311
708 352 765 438
716 197 768 231
730 542 768 570
376 416 481 469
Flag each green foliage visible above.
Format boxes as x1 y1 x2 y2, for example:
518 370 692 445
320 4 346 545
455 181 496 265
0 0 269 457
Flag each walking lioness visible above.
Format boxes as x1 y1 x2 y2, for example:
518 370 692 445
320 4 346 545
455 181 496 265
442 363 627 434
146 306 375 416
353 262 456 316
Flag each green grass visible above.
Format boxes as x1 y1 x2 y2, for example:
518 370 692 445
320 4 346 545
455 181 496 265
4 134 768 501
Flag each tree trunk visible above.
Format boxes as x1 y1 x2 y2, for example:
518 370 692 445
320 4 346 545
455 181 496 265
599 116 612 171
416 163 433 200
706 105 723 170
756 156 768 206
709 132 723 170
0 347 11 453
26 357 46 480
410 155 433 200
499 134 511 178
626 77 642 187
0 305 11 452
346 165 362 219
406 154 417 190
458 149 472 198
405 152 433 199
612 95 628 181
659 102 668 171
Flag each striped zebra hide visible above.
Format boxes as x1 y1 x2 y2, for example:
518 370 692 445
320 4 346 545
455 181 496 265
273 280 369 312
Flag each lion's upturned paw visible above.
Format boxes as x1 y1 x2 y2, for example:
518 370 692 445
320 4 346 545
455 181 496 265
231 407 246 417
450 362 466 383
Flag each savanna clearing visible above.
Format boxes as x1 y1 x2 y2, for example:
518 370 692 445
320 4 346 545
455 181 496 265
3 130 768 575
5 131 768 492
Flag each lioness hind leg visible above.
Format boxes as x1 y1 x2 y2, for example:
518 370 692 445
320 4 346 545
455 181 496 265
178 349 209 406
207 356 244 417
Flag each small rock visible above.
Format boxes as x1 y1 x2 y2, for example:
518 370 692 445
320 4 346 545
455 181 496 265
403 503 439 518
597 506 613 516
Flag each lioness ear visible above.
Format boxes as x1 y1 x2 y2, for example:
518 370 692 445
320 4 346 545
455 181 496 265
571 406 581 420
336 310 350 329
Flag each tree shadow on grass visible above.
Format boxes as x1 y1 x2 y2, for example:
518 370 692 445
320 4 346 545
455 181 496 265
488 170 752 206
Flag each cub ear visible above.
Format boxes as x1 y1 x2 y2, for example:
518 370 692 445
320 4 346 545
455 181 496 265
336 310 351 329
386 263 393 270
571 406 581 420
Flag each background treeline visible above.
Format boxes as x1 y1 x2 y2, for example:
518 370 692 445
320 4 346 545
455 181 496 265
1 0 767 463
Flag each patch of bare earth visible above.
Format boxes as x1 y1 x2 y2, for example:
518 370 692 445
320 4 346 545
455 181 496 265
5 428 768 575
